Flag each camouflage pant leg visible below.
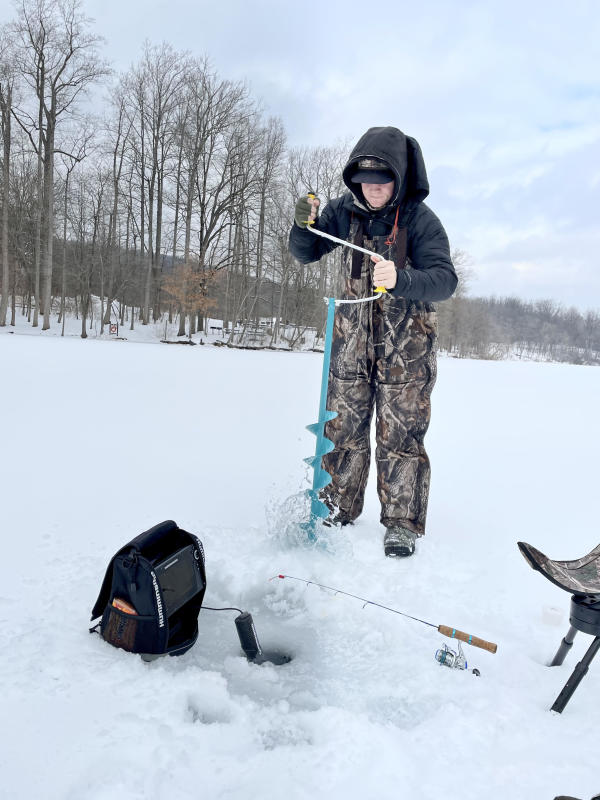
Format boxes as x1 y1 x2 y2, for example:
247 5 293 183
375 375 434 536
321 375 375 523
373 304 438 535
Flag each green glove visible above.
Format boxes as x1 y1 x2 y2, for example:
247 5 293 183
294 193 319 228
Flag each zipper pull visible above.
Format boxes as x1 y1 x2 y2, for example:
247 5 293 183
125 549 138 596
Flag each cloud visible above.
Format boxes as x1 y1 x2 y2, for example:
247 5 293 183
7 0 597 309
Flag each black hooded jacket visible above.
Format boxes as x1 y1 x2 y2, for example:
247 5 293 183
288 127 457 303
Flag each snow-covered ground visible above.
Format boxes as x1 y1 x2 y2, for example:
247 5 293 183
1 325 599 800
2 302 318 350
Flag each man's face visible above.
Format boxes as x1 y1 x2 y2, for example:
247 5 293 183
361 181 395 209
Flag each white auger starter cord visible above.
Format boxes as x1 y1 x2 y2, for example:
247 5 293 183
307 224 387 305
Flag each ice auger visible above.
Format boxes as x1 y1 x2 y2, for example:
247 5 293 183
301 207 387 542
302 295 338 541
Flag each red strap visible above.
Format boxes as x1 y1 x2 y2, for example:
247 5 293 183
385 207 400 246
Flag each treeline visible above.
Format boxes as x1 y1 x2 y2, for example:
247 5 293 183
0 0 350 342
1 1 599 364
438 295 600 364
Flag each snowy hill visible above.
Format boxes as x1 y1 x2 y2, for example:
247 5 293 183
1 330 599 800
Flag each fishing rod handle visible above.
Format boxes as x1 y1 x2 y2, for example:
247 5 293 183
438 625 498 654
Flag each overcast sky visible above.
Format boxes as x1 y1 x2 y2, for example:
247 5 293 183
4 0 599 309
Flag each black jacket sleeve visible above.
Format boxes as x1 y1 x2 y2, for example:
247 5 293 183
390 204 458 303
288 199 343 264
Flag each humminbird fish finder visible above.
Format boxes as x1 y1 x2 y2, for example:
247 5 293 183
154 544 205 616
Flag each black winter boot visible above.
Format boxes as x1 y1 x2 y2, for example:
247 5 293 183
384 526 416 557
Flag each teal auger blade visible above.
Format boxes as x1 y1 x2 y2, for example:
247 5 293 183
300 490 330 536
306 410 337 432
308 467 333 492
303 297 338 542
306 494 331 520
303 444 334 469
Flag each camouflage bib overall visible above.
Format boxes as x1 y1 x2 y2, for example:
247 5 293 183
322 215 438 535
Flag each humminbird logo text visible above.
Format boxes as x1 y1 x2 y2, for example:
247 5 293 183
151 571 165 627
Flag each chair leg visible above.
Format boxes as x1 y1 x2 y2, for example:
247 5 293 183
551 636 600 713
550 625 578 666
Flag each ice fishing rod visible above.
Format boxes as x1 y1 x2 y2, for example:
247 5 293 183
273 574 498 654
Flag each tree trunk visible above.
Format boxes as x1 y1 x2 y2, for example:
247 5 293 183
0 82 11 326
153 170 163 320
60 171 69 336
42 113 55 331
144 171 155 324
81 292 88 338
10 278 16 326
33 73 45 328
177 307 186 337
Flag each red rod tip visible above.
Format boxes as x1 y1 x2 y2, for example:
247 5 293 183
278 574 285 579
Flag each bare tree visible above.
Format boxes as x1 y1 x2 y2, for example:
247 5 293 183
251 116 285 325
0 26 16 326
11 0 108 330
56 124 91 334
6 143 37 325
287 142 347 297
437 248 473 355
101 91 132 332
121 42 187 324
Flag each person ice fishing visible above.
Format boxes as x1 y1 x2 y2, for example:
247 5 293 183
289 126 457 558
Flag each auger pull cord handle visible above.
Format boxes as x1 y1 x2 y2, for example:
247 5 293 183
437 625 497 654
305 193 387 295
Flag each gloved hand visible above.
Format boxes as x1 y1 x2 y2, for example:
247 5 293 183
294 193 320 228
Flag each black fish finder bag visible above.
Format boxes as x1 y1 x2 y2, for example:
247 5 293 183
90 520 206 657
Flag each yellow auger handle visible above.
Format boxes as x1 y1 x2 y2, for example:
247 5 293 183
438 625 498 654
371 249 387 294
306 193 318 226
